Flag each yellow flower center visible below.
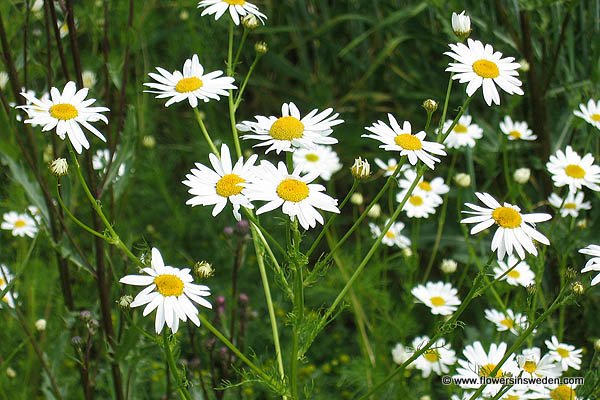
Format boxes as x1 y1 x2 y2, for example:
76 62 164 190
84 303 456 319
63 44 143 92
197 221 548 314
454 124 468 133
394 134 422 150
591 113 600 122
385 231 396 239
500 318 514 329
430 296 446 307
387 165 396 171
0 278 4 286
479 363 502 378
305 153 319 162
276 178 309 202
49 103 78 120
14 220 27 228
423 350 440 363
175 77 203 93
418 181 432 191
565 164 585 179
215 174 245 197
154 274 184 297
509 130 522 139
557 347 570 358
224 0 245 4
472 59 500 79
550 385 576 400
492 207 522 228
269 116 305 141
563 202 577 210
507 269 521 279
506 395 520 400
523 360 537 374
409 195 424 206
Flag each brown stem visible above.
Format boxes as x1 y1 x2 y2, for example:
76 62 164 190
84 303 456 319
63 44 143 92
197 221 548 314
45 0 70 80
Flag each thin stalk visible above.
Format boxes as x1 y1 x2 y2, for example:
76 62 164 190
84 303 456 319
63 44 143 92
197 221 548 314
194 109 219 155
436 74 454 142
56 185 106 239
162 332 193 400
234 54 261 110
226 21 242 158
232 28 249 70
290 220 304 400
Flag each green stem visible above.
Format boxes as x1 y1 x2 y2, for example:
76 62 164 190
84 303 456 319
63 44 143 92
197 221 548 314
226 21 242 158
436 74 454 142
193 108 219 155
290 220 304 400
234 54 261 111
162 332 193 400
232 28 249 70
55 184 106 239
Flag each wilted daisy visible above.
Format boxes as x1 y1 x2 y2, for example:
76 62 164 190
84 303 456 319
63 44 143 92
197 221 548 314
441 115 483 149
546 146 600 192
493 256 535 287
391 343 414 367
411 336 456 378
238 102 343 154
517 347 562 378
245 161 339 230
484 308 528 335
461 192 551 259
374 158 408 177
399 192 437 218
445 39 523 106
92 149 126 178
453 341 519 397
548 192 591 218
119 248 212 334
145 55 236 108
579 244 600 286
499 116 537 141
1 212 38 238
363 114 446 169
183 144 257 221
398 169 449 206
197 0 266 26
0 264 17 309
411 281 461 316
369 220 411 249
545 336 582 371
573 99 600 130
292 145 342 181
19 81 109 154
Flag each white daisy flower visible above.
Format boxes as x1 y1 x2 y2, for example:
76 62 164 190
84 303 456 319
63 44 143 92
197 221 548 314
1 212 38 238
119 248 212 334
363 114 446 169
411 281 461 316
391 343 414 367
484 308 528 335
493 256 535 287
499 116 537 141
453 341 519 397
411 336 456 378
92 149 126 178
545 336 582 371
183 144 257 221
445 39 524 106
245 161 339 230
531 384 581 400
369 219 411 249
292 145 342 181
398 192 437 218
579 244 600 286
238 102 343 154
398 169 449 206
0 264 17 309
573 99 600 130
374 158 409 177
19 81 109 154
441 115 483 149
461 192 551 259
548 192 591 218
144 55 236 108
546 146 600 192
517 347 562 378
197 0 266 26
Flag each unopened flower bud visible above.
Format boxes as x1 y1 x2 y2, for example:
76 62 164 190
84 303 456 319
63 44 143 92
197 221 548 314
6 367 16 379
576 219 588 229
566 267 577 280
451 11 471 41
87 319 99 335
351 157 371 180
80 310 92 321
420 396 432 400
71 336 83 347
454 172 471 187
513 168 531 184
50 158 68 176
179 10 189 21
440 259 457 274
422 99 438 114
519 59 530 72
242 14 260 29
350 193 364 205
82 70 97 89
402 247 413 257
35 319 47 331
255 41 268 55
595 338 600 351
571 281 584 295
0 71 8 90
367 203 381 218
142 135 156 148
526 283 537 297
118 295 133 308
195 261 214 279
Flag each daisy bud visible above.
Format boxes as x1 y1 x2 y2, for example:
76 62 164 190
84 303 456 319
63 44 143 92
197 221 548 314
142 135 156 148
255 41 268 55
179 10 190 21
402 247 413 257
566 267 577 280
351 157 371 180
0 71 8 90
420 396 432 400
451 11 471 41
49 158 69 176
454 172 471 187
422 99 438 114
80 310 92 321
367 203 381 218
594 339 600 351
242 14 260 30
519 59 530 72
440 259 458 274
571 281 584 295
87 319 99 335
118 295 133 308
576 219 587 229
82 70 97 89
35 319 47 331
42 144 54 164
350 193 364 205
526 283 537 297
513 168 531 184
5 367 16 379
71 336 83 347
194 261 214 279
